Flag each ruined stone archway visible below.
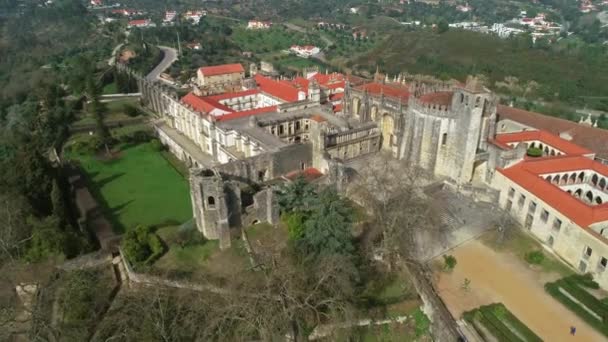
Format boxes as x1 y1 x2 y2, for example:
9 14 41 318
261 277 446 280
381 114 394 151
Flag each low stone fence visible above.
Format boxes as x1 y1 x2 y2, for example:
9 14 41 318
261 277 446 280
442 179 499 204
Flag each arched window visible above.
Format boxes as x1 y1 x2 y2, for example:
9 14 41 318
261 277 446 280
601 178 607 189
560 174 568 185
207 196 216 208
596 197 603 205
592 174 599 186
585 191 594 203
547 236 554 247
569 173 576 184
552 175 559 184
578 172 584 183
574 189 583 198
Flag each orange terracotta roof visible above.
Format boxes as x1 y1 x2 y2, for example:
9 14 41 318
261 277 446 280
329 93 344 101
254 74 300 102
495 130 593 156
497 105 608 159
418 91 453 106
333 104 343 113
206 89 259 102
310 114 327 122
199 63 244 77
285 168 324 182
214 106 277 122
182 92 231 113
498 156 608 228
356 82 410 101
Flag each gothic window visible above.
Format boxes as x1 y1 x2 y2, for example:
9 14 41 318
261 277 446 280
295 121 301 131
207 196 216 209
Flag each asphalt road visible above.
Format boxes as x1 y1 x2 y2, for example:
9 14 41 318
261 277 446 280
146 46 178 81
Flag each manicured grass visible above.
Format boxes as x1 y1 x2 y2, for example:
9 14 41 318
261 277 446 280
545 274 608 337
69 142 192 232
463 303 542 342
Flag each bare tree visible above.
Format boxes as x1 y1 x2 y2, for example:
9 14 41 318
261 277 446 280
0 193 33 264
203 253 358 342
347 154 442 266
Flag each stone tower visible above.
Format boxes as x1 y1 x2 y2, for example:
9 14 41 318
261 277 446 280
190 169 241 249
308 79 321 103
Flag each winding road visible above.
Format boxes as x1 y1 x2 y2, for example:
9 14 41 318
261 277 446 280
145 46 178 81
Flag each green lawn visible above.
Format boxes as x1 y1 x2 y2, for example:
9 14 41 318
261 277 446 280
69 142 192 232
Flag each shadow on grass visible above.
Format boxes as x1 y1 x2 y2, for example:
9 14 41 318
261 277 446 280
95 172 125 189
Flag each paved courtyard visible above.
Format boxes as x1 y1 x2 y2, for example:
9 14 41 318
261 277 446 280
434 239 606 342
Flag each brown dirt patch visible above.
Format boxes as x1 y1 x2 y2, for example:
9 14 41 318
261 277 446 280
119 49 136 63
434 240 606 342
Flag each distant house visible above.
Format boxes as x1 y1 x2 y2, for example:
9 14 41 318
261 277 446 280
186 42 202 50
247 20 272 29
128 19 153 28
164 11 177 23
196 63 245 88
90 0 102 7
183 10 206 24
456 3 473 12
112 9 144 17
290 45 320 58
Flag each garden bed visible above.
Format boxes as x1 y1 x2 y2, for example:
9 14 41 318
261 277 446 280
545 274 608 337
463 303 542 342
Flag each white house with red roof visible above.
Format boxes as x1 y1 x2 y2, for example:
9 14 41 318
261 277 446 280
128 19 153 28
183 10 206 24
491 129 608 289
247 20 272 29
290 45 320 58
163 11 177 23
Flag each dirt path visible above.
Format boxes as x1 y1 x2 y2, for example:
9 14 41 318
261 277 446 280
435 240 607 342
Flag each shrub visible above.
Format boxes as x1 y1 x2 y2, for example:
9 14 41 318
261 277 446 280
282 212 307 241
525 250 545 264
149 138 164 151
119 130 153 144
527 147 543 157
124 104 140 117
121 225 165 266
443 254 457 271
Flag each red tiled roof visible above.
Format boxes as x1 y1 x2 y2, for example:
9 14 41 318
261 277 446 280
356 82 410 101
495 130 593 156
128 19 149 25
254 74 300 102
199 63 244 77
215 106 278 122
329 93 344 101
498 156 608 227
182 92 231 113
310 114 327 122
333 104 343 113
497 105 608 159
285 168 324 182
206 89 259 102
418 91 453 106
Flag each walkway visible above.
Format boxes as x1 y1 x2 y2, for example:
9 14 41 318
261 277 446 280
436 240 607 342
155 120 216 167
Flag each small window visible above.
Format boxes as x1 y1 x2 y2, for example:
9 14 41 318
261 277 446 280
541 209 549 223
505 200 513 212
600 257 608 268
552 218 562 232
584 246 593 260
528 201 537 214
518 194 526 207
441 133 447 146
508 187 515 198
207 196 216 209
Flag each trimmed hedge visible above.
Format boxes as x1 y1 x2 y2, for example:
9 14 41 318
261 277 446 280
545 274 608 337
526 147 543 158
463 303 542 342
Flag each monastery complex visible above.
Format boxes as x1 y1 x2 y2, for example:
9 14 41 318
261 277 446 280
132 62 608 290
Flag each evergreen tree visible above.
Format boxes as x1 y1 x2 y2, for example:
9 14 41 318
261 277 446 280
276 175 317 214
296 188 354 260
